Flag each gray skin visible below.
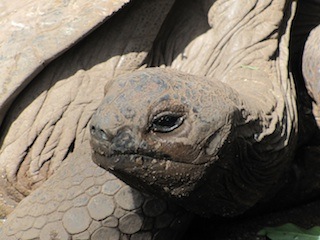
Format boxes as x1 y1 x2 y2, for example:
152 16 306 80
88 64 313 217
90 68 276 217
0 1 193 239
1 0 320 239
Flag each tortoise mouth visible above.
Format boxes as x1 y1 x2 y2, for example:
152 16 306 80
91 147 208 199
92 149 197 173
92 150 167 170
90 136 199 169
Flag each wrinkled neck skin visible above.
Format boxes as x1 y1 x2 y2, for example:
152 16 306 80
172 1 299 216
90 66 297 217
91 0 299 217
175 83 296 217
184 91 295 217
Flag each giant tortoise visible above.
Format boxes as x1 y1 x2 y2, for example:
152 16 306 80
1 0 320 239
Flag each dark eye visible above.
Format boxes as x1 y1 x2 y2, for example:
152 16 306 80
150 112 185 133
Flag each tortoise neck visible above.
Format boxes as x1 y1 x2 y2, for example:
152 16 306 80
195 79 298 217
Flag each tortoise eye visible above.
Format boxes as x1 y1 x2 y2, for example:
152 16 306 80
150 112 185 133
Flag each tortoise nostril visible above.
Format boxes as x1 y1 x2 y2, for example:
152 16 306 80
99 129 108 140
90 125 108 141
90 125 96 135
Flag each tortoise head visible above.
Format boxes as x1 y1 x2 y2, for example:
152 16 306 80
90 68 241 214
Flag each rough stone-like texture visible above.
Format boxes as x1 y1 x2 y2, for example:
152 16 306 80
62 207 91 234
88 194 115 220
102 179 122 195
115 187 144 211
119 213 144 234
303 13 320 128
0 142 192 239
39 222 70 240
0 0 176 215
2 0 320 239
91 227 120 240
0 0 130 126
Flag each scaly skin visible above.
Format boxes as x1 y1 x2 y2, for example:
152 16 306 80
0 142 192 239
303 21 320 128
0 0 175 214
0 0 130 126
6 0 320 239
90 67 296 217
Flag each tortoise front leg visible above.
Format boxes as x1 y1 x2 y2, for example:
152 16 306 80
0 142 192 240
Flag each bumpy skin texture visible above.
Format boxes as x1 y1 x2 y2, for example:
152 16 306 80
90 67 296 217
0 0 130 126
0 0 175 209
3 0 320 239
303 23 320 127
90 69 242 216
0 142 192 239
0 0 187 238
89 0 300 218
